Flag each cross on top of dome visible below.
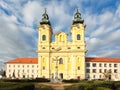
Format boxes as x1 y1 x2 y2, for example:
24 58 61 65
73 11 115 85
40 8 51 25
73 8 84 24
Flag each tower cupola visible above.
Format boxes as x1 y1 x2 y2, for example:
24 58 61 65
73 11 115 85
40 8 51 25
73 9 84 24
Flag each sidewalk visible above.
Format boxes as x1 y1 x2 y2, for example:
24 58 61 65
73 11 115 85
35 83 72 90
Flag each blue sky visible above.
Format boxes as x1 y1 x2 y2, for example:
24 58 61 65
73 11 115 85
0 0 120 69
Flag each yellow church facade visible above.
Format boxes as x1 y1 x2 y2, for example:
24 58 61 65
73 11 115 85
37 9 86 80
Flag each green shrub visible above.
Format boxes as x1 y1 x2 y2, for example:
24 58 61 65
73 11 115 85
63 79 79 83
117 88 120 90
0 82 34 90
77 83 95 90
64 85 78 90
3 78 50 82
114 82 120 89
96 87 112 90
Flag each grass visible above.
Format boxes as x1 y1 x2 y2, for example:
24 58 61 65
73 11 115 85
0 79 120 90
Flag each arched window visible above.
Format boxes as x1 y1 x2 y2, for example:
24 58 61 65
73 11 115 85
77 34 80 40
78 66 80 70
42 35 46 41
60 35 62 41
59 58 63 64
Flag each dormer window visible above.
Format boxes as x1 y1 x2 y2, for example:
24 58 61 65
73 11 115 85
77 34 80 40
42 35 46 41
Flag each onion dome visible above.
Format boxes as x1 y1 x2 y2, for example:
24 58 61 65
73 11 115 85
40 8 51 25
73 8 84 24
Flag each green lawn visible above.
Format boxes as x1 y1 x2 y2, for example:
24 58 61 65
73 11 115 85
0 80 120 90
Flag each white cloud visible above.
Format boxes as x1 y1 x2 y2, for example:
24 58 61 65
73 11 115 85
85 4 120 57
22 1 42 26
0 1 38 69
46 1 72 34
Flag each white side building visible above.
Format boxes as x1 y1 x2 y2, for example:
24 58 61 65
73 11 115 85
5 57 120 81
5 58 38 79
86 57 120 81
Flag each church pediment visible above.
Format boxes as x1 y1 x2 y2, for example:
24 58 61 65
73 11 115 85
55 32 68 43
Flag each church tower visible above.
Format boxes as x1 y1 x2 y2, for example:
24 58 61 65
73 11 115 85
37 9 53 78
70 9 86 79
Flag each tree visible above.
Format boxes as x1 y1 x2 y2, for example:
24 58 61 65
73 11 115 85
103 69 111 80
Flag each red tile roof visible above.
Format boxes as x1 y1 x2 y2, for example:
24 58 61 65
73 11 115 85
86 57 120 62
5 58 38 64
5 57 120 64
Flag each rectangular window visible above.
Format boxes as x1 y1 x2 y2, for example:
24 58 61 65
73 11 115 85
104 69 107 73
104 64 107 67
92 63 96 67
109 64 111 67
114 64 117 67
99 63 102 67
114 69 117 73
86 69 90 73
109 69 112 73
32 65 34 68
99 69 102 73
86 63 90 67
93 69 96 73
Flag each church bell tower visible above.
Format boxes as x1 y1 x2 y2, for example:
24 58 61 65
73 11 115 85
70 9 86 79
37 9 53 78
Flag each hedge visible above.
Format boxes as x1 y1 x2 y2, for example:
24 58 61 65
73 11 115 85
63 79 79 83
96 87 112 90
0 82 34 90
64 80 120 90
3 78 50 82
